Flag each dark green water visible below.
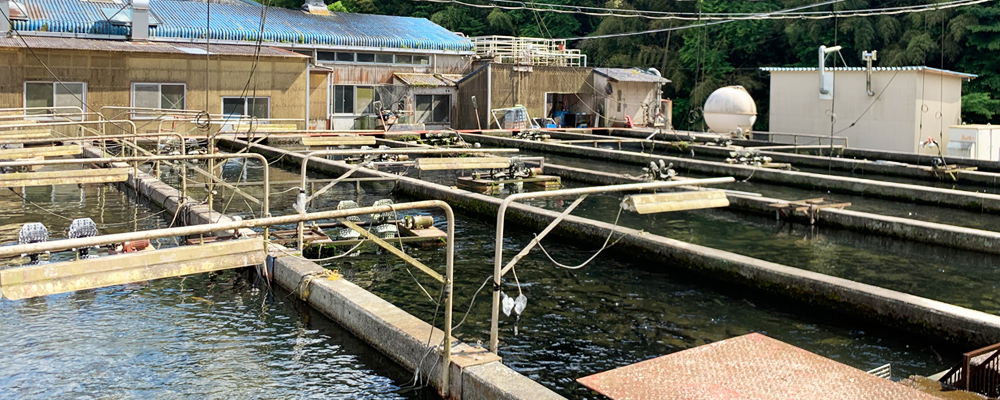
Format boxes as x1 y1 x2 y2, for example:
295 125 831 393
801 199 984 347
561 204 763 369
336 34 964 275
525 149 1000 232
9 154 982 399
0 184 437 400
214 159 964 398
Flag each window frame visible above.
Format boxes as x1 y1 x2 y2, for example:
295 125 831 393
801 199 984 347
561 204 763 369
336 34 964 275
330 85 381 116
220 96 271 119
130 82 187 119
23 81 87 120
414 94 451 124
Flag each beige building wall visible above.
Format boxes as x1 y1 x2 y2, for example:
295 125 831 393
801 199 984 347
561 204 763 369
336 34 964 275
592 75 660 127
768 70 964 154
0 47 309 131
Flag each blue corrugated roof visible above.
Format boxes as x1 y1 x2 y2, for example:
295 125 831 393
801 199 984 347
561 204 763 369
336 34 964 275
12 0 474 52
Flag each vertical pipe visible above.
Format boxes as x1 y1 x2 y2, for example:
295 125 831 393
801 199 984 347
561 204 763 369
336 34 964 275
441 204 454 399
304 61 311 130
486 63 492 129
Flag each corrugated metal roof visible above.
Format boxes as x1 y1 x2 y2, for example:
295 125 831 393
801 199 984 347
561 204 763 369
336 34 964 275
594 67 670 83
760 66 977 79
0 36 306 57
12 0 474 53
393 73 463 87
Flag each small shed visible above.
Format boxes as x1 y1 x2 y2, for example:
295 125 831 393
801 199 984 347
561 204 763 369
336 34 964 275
392 73 463 130
762 66 976 154
593 68 670 128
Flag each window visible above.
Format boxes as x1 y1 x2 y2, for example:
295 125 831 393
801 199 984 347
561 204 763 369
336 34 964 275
415 94 450 124
132 83 185 118
375 53 393 64
24 82 86 118
395 55 412 64
332 85 381 115
317 51 336 62
335 52 354 62
356 53 375 63
222 97 269 119
333 86 354 114
414 55 430 65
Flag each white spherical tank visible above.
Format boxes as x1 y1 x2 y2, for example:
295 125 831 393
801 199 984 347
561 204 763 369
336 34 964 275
703 86 757 136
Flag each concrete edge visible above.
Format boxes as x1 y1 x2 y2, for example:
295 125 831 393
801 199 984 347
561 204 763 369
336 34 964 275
80 144 563 400
229 139 1000 346
461 132 1000 213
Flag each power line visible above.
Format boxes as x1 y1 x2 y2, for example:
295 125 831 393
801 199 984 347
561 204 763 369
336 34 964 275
564 0 988 41
412 0 989 22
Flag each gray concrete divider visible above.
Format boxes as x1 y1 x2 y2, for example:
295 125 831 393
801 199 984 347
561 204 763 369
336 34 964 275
461 132 1000 213
82 144 562 400
542 162 1000 256
229 139 1000 347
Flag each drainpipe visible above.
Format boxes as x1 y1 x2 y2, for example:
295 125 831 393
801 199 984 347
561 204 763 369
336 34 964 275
131 0 150 41
818 45 841 95
1 0 10 36
863 50 878 96
304 61 310 129
486 63 492 129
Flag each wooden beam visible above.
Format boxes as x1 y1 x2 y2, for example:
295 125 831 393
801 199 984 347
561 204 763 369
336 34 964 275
339 218 444 283
0 145 82 160
0 130 51 140
0 239 266 300
415 156 510 171
622 190 730 214
0 167 130 188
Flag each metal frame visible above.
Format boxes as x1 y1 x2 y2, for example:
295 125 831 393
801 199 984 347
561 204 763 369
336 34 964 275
0 200 456 398
0 153 271 218
297 147 520 249
489 177 736 354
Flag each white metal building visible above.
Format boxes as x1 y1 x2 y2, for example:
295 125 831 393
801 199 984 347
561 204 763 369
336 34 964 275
762 66 976 154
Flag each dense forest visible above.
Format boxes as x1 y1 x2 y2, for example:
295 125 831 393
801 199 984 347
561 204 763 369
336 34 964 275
284 0 998 129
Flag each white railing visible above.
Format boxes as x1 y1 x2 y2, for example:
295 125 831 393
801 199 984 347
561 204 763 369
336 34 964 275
471 36 587 67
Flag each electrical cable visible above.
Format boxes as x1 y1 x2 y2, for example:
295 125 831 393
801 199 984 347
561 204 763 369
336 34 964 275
534 204 626 270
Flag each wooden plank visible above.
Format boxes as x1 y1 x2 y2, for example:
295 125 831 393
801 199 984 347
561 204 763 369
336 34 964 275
0 239 266 300
0 145 82 160
301 136 377 147
415 156 510 171
339 218 444 283
0 131 51 140
623 190 729 214
0 168 130 188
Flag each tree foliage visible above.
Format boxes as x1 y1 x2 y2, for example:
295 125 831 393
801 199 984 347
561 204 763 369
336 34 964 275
277 0 999 127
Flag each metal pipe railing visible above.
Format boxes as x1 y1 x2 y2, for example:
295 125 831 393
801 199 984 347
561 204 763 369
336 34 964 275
488 177 736 354
296 147 520 249
0 112 102 122
0 153 270 218
0 200 455 398
0 106 86 117
0 119 137 137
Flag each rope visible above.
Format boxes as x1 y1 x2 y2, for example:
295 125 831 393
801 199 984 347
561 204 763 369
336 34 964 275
453 275 492 331
293 269 342 301
534 205 626 270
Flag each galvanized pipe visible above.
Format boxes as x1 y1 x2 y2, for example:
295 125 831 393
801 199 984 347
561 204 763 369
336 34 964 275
0 119 137 137
296 147 519 249
488 177 736 354
0 112 103 121
0 199 455 398
0 106 86 116
0 153 269 218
